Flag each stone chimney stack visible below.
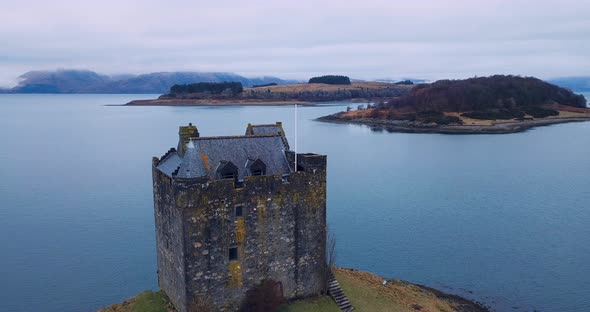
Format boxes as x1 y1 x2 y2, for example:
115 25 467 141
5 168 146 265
177 123 199 155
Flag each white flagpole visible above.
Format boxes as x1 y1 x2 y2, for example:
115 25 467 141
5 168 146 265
294 103 298 172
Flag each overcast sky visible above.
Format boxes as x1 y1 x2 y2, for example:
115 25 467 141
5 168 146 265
1 0 589 87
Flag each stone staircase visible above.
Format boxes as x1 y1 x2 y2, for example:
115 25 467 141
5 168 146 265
328 272 354 311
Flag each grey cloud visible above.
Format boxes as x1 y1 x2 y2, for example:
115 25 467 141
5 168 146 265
0 0 589 87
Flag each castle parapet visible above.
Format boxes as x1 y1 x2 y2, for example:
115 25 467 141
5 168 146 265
286 151 327 172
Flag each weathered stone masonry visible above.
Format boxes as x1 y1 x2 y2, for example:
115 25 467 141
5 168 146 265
152 123 327 311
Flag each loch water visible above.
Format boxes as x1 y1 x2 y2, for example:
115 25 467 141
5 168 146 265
0 94 589 312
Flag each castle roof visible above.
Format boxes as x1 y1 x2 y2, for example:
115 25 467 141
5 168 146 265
245 122 290 150
247 124 281 136
157 133 291 180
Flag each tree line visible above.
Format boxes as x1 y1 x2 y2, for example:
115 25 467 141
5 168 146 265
308 75 351 85
168 82 243 95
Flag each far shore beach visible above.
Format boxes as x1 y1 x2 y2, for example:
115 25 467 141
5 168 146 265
317 115 590 134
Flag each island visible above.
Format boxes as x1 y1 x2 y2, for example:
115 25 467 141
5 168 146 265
100 267 489 312
318 75 590 134
125 76 411 106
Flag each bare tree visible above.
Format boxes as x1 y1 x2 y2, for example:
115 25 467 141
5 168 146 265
326 226 337 269
322 225 337 294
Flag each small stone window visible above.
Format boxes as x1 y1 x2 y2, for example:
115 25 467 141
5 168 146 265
229 247 238 261
217 161 238 181
235 205 243 217
221 172 236 179
247 158 267 176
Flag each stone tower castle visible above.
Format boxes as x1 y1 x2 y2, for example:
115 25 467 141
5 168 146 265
152 122 327 311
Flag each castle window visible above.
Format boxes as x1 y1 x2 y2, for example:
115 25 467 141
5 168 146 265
221 172 236 179
247 158 267 176
235 205 243 217
216 161 238 182
251 169 264 176
229 247 238 261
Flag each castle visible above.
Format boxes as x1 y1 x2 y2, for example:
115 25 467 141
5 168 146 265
152 122 327 311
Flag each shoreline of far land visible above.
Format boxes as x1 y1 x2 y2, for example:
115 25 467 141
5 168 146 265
317 114 590 134
125 98 372 106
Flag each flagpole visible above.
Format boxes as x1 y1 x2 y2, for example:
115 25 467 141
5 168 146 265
294 103 298 172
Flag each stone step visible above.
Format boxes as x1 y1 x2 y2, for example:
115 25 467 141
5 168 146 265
327 272 354 311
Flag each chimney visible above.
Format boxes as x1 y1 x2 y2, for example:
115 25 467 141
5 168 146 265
177 123 199 155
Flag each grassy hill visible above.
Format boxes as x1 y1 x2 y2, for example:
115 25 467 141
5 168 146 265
133 81 412 105
100 268 488 312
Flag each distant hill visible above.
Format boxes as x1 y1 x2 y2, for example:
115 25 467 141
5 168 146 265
319 75 590 134
1 70 299 94
383 75 586 114
547 77 590 92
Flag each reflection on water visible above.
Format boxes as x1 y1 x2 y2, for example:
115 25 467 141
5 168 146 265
0 94 589 312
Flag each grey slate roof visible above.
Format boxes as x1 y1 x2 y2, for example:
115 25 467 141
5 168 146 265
157 134 291 180
246 123 290 150
157 152 182 176
249 125 282 136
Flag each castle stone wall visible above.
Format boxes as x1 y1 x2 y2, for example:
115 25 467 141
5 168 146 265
152 158 187 310
154 152 327 311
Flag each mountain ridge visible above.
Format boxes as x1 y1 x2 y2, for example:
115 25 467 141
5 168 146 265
2 69 588 94
0 69 300 94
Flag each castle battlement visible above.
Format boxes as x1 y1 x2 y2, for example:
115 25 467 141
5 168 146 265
152 123 327 311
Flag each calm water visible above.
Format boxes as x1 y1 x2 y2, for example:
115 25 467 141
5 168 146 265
0 94 589 312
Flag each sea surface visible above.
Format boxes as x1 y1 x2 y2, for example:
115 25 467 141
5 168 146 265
0 94 589 312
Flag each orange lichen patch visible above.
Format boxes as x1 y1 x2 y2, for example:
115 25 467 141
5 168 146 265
228 261 243 288
200 153 210 171
308 185 326 211
176 193 188 208
256 198 266 218
235 218 245 244
256 198 267 248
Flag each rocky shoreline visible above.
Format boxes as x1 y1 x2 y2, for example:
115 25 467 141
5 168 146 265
317 115 590 134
